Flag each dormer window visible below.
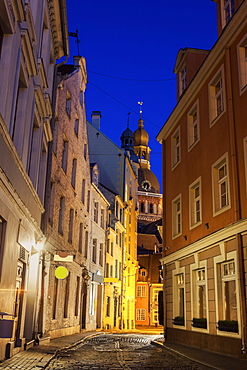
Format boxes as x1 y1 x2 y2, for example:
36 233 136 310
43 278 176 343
180 66 186 93
224 0 235 25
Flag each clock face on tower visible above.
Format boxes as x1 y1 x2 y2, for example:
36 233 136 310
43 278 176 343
141 180 151 191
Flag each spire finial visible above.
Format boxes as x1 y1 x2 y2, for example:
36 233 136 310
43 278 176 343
138 101 143 119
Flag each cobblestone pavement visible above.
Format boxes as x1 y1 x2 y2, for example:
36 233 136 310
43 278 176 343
46 333 210 369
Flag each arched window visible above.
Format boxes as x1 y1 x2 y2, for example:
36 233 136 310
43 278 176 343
149 203 153 214
140 203 144 213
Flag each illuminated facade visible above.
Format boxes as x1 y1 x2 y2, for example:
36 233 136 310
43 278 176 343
41 58 109 337
87 115 139 330
0 0 68 360
157 0 247 357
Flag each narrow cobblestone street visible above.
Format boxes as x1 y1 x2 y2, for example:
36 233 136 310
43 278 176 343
46 334 210 369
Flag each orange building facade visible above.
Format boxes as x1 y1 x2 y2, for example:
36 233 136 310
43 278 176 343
157 0 247 357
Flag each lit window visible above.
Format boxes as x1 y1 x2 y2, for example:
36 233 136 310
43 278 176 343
237 34 247 94
216 259 239 333
171 127 180 168
172 195 182 238
174 273 185 325
212 154 230 215
137 285 146 297
188 101 199 149
209 67 226 125
136 308 146 321
189 178 202 228
193 269 207 322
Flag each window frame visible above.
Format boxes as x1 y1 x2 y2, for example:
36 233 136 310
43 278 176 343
173 270 186 327
137 285 146 297
187 100 200 150
222 0 235 27
237 33 247 95
212 153 231 216
189 177 202 229
208 66 226 126
171 126 181 169
172 194 182 239
136 308 146 321
214 251 241 337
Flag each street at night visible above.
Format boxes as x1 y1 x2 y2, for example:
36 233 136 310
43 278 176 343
46 333 208 369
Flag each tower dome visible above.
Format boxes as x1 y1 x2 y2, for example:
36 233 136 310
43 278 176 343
134 118 149 147
120 126 134 149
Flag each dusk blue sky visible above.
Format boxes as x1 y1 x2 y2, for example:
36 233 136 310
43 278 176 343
66 0 218 187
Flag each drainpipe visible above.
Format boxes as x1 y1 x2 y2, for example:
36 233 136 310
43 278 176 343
225 46 246 354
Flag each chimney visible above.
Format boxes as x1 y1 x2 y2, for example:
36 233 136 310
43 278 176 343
91 111 102 129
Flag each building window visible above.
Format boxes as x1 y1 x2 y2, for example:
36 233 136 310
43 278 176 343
62 139 69 173
75 276 80 316
58 197 65 235
174 273 185 325
87 190 90 212
100 209 104 228
106 263 109 278
94 201 98 223
223 0 235 25
110 265 113 278
188 101 199 149
193 269 207 322
84 143 87 160
212 154 230 215
74 118 79 136
0 216 6 279
171 127 180 168
172 195 182 238
79 89 84 107
141 270 147 277
179 65 187 95
209 67 226 125
99 243 103 266
64 273 70 318
66 96 71 117
140 202 144 213
149 203 153 214
136 308 146 321
189 178 202 228
92 238 97 263
106 296 111 317
237 34 247 94
137 285 146 297
52 277 59 319
78 223 83 253
110 242 114 256
71 158 77 189
84 230 88 259
216 259 239 332
115 259 118 278
68 209 74 243
81 179 85 203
